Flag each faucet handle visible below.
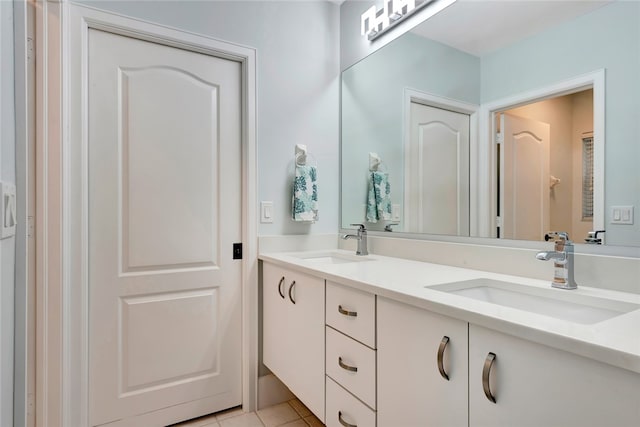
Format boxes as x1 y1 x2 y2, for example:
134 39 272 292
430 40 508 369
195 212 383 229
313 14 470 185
544 231 571 243
350 223 366 231
585 230 605 244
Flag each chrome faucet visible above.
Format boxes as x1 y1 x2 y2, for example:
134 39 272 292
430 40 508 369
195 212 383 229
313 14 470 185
384 223 399 232
536 231 577 290
342 223 368 256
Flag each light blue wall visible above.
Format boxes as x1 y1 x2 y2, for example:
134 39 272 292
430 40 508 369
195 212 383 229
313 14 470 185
341 33 479 228
80 0 341 236
481 1 640 246
0 1 16 425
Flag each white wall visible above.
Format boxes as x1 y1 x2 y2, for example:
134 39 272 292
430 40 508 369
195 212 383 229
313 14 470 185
80 0 341 236
0 1 16 425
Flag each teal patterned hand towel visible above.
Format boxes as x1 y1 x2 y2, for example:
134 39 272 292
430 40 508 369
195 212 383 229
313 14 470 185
366 171 392 222
292 165 319 222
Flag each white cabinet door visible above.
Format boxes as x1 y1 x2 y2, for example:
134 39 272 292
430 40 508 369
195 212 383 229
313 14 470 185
378 298 468 427
469 324 640 427
262 263 325 422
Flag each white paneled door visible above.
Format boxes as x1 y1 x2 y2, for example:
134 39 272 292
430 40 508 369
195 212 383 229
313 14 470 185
407 102 470 235
88 29 242 426
500 113 550 241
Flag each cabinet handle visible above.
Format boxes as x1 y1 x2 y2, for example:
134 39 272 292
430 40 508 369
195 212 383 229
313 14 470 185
288 281 296 304
277 277 285 299
482 352 497 404
338 411 357 427
338 305 357 317
437 336 450 381
338 356 358 372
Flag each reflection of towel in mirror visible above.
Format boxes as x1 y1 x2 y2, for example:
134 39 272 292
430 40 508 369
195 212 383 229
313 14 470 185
292 165 318 222
366 171 392 222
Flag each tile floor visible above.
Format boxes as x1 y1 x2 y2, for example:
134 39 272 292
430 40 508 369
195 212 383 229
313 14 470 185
171 399 325 427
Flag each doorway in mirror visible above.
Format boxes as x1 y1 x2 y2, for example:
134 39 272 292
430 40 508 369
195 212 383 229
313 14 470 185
496 89 594 242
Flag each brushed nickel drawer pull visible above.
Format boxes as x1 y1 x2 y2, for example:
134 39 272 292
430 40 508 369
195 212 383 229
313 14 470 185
437 336 450 381
277 277 285 299
338 411 357 427
338 305 357 317
288 281 296 304
482 352 497 403
338 356 358 372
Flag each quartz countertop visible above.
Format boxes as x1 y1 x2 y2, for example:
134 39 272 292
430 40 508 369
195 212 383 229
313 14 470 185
259 249 640 374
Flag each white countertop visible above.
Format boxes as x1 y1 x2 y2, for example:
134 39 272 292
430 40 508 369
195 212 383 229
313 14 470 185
259 249 640 374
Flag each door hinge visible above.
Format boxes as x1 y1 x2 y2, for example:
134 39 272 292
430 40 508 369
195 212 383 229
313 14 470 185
495 132 503 145
27 37 34 62
28 216 35 238
496 216 503 227
233 243 243 260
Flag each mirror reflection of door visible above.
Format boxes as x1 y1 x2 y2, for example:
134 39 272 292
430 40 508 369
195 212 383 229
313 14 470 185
500 113 550 240
407 102 470 235
497 89 594 241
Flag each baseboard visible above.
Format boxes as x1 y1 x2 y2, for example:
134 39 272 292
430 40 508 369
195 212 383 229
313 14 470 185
257 374 295 410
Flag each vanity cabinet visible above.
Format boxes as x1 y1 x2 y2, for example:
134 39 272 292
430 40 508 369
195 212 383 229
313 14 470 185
377 297 469 427
262 263 325 422
469 324 640 427
261 258 640 427
325 282 377 427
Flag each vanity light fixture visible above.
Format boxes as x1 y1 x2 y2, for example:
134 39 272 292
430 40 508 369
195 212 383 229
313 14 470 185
361 0 433 41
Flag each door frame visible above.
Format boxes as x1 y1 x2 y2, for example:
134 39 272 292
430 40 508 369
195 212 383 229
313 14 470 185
477 70 605 240
402 88 479 234
35 2 258 425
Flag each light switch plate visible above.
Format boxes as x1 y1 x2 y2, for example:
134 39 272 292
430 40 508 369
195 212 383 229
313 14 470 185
1 182 17 239
392 204 401 221
610 206 634 225
261 201 274 223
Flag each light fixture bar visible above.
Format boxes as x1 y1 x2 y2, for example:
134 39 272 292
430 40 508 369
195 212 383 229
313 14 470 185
361 0 435 41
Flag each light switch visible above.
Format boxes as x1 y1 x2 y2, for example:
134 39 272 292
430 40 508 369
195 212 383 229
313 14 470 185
613 209 621 221
261 201 274 223
610 206 634 225
392 204 401 221
1 182 17 239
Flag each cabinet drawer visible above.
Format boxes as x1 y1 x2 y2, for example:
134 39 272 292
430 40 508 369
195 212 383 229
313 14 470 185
326 326 376 409
326 282 376 348
326 376 376 427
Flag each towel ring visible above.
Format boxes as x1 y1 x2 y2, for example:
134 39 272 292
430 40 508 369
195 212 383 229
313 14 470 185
295 152 318 167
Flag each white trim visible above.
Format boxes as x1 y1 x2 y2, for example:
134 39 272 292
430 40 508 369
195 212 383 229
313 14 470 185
36 3 258 425
478 70 605 240
14 1 36 426
402 88 479 234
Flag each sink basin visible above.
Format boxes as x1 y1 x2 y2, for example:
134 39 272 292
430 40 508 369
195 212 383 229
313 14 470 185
428 278 639 324
294 252 373 265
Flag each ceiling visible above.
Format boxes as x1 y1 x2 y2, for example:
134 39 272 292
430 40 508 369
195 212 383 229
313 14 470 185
411 0 613 56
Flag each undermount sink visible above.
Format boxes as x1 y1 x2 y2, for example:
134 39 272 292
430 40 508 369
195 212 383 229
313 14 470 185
428 278 639 324
294 252 373 265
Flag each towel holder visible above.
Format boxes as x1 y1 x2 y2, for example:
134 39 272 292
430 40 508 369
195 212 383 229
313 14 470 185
295 144 318 167
369 152 387 172
295 152 318 167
